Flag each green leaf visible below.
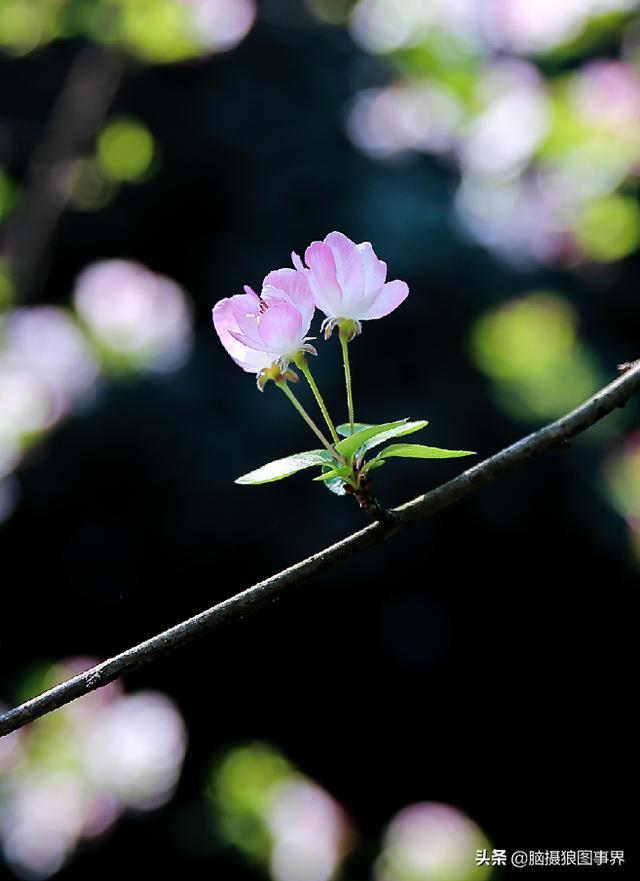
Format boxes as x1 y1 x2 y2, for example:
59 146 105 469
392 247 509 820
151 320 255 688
362 458 386 474
377 444 476 461
323 476 348 496
313 466 352 482
235 450 331 485
336 422 373 437
335 419 430 459
318 462 350 495
335 419 409 460
359 419 429 454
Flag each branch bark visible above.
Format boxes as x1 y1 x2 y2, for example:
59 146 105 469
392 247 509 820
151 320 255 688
2 361 639 737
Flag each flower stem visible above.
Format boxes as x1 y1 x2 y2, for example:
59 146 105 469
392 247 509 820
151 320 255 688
276 381 333 452
296 358 341 446
339 333 355 434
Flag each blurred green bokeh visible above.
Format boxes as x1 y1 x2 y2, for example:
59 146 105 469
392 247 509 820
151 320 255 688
470 292 601 422
0 0 256 61
96 117 155 183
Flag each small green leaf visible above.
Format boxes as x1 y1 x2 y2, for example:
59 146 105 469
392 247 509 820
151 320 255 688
362 458 386 474
324 476 347 496
378 444 475 461
335 419 409 460
236 450 331 485
313 466 352 482
336 422 373 437
360 419 429 454
318 462 350 495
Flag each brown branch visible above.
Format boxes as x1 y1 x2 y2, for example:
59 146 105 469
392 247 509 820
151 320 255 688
1 361 639 737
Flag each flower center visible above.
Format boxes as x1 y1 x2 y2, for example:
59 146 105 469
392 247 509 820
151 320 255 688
245 298 270 324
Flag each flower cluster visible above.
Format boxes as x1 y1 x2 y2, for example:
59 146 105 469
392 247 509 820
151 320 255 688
213 231 409 382
213 232 473 508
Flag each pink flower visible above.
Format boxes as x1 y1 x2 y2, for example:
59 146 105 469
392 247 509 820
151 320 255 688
292 231 409 337
212 268 316 382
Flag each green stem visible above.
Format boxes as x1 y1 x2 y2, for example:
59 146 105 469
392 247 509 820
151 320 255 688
277 381 333 452
339 333 355 435
296 358 341 446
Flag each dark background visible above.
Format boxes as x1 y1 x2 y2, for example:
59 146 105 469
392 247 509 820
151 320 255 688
0 1 636 878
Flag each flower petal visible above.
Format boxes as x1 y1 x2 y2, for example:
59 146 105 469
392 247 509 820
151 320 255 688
357 279 409 320
357 241 387 296
229 330 280 355
262 267 315 333
303 241 343 316
231 291 264 346
325 232 365 315
212 299 272 373
258 302 304 353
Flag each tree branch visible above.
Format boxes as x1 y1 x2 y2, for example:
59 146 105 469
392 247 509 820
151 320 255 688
2 361 639 737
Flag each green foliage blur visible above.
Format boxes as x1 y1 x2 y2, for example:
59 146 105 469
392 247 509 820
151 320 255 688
0 0 255 62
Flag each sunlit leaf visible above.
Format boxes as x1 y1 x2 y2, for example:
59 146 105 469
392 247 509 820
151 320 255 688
313 465 352 482
362 458 386 474
336 422 373 437
335 419 408 459
360 419 429 454
377 444 475 460
317 462 350 495
235 450 332 485
323 475 348 496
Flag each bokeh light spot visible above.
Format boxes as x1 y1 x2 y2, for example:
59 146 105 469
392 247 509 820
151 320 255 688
0 0 45 55
73 259 193 373
64 159 116 211
471 293 577 382
0 659 187 878
572 193 640 262
470 292 601 421
375 802 492 881
97 117 155 183
207 742 353 879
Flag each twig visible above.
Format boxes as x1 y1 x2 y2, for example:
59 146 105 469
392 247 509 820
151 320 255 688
1 361 639 737
6 44 126 302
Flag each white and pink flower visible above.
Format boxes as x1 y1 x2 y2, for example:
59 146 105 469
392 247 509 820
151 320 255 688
213 231 409 384
212 268 316 384
292 231 409 338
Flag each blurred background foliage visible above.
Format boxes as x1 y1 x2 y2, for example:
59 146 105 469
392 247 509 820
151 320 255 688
0 1 637 879
0 0 257 62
